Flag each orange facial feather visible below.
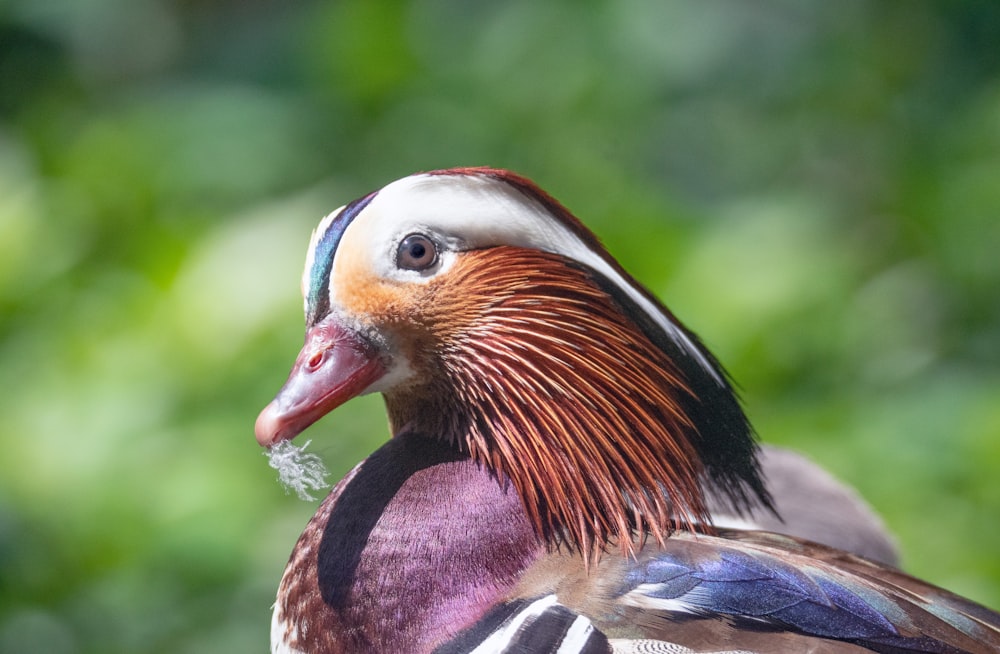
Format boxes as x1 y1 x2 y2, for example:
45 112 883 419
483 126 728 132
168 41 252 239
382 246 713 562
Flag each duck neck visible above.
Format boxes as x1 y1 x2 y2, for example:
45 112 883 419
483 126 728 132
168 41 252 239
273 431 544 653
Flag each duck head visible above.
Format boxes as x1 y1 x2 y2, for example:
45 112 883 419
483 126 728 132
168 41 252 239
255 167 772 557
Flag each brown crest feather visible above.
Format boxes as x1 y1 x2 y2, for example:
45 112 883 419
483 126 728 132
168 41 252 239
385 246 714 563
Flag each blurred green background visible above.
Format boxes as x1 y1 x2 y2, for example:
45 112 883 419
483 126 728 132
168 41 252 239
1 1 999 652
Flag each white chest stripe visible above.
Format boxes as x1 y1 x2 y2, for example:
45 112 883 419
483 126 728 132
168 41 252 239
556 614 597 654
466 594 607 654
468 595 559 653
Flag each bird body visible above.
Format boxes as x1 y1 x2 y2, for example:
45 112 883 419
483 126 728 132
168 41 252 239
257 168 999 653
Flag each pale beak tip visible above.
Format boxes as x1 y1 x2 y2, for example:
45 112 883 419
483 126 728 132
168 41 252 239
255 401 284 448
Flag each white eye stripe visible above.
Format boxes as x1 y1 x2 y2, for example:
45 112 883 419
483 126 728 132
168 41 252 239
335 172 723 385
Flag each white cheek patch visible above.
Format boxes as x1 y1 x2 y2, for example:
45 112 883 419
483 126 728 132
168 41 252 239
266 440 330 501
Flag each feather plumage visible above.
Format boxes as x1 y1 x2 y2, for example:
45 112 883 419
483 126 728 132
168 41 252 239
257 168 999 653
388 245 734 560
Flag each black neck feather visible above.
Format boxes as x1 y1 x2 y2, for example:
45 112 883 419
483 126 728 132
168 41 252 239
587 265 774 519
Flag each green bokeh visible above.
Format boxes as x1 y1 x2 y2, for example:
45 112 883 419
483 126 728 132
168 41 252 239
1 2 998 651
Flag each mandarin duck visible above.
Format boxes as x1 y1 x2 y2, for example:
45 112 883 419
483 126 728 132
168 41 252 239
255 168 999 653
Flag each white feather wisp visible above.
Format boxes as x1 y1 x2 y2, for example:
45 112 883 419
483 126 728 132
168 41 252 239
266 440 330 501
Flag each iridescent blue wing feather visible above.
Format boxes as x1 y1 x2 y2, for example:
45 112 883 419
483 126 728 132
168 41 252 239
607 530 1000 653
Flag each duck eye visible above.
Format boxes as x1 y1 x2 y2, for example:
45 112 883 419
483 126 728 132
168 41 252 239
396 234 438 271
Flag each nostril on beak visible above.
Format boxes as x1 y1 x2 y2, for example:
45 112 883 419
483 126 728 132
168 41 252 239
306 351 324 372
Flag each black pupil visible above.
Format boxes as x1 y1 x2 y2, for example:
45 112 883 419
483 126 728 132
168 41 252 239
410 242 426 259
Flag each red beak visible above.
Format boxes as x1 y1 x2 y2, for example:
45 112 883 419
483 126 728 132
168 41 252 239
255 316 386 447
